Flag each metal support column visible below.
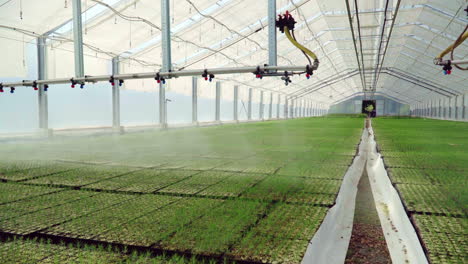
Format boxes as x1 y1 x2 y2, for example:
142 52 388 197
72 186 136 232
431 100 435 117
289 99 293 118
276 94 280 119
72 0 84 77
159 84 166 126
112 57 121 132
305 101 308 116
284 97 289 119
299 100 302 117
302 100 307 117
304 101 307 117
215 82 221 121
442 99 446 118
161 0 172 72
300 100 303 117
448 97 452 119
160 0 172 128
291 100 295 118
248 88 252 120
268 0 277 69
37 36 49 133
259 91 264 120
192 77 198 124
437 99 442 118
233 86 239 122
268 92 273 120
294 100 298 118
429 100 432 117
462 94 466 120
454 96 459 120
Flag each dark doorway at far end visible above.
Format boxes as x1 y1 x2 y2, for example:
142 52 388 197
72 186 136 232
362 100 377 117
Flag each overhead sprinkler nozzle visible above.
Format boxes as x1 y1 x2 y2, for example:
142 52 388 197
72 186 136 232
33 81 38 91
155 73 165 84
70 78 77 88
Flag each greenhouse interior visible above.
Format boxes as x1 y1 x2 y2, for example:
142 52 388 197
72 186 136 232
0 0 467 263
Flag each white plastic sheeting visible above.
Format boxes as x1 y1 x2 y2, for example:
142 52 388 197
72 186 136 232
0 0 467 104
367 121 428 264
303 120 428 263
302 125 367 263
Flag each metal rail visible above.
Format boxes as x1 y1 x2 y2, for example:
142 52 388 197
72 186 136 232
435 59 468 65
0 65 312 88
345 0 366 91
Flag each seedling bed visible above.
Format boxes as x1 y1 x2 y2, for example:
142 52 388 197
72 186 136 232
0 192 134 235
43 195 179 240
25 165 138 187
84 169 198 193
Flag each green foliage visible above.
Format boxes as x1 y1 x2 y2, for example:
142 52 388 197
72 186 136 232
364 104 374 113
373 118 468 262
0 117 364 263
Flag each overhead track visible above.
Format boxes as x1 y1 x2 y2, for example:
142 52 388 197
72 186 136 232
373 0 402 90
331 91 412 105
353 0 367 91
291 67 457 100
345 0 366 92
0 65 313 88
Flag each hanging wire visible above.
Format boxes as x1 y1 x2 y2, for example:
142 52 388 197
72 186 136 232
129 20 132 48
91 0 160 29
0 24 161 68
22 33 25 67
19 0 23 19
289 0 357 97
88 0 245 67
171 0 175 24
184 0 294 65
84 0 88 34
